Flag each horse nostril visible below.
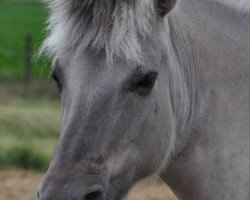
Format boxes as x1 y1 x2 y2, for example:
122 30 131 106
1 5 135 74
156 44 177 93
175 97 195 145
85 191 103 200
84 186 106 200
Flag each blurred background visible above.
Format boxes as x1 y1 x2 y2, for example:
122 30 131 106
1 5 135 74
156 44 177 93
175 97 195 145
0 0 176 199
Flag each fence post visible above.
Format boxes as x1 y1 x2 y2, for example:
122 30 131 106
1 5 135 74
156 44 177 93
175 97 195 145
24 35 33 84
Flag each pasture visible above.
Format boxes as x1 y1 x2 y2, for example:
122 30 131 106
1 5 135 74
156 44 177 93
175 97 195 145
0 0 50 79
0 95 60 171
0 0 56 170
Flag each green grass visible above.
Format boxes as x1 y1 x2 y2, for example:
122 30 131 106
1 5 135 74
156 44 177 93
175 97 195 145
0 0 50 79
0 99 60 138
0 1 59 171
0 98 60 171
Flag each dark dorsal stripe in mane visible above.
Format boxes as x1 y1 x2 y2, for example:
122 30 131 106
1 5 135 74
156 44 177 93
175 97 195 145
41 0 175 63
68 0 116 28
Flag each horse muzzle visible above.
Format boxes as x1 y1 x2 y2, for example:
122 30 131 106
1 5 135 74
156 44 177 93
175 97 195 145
37 174 106 200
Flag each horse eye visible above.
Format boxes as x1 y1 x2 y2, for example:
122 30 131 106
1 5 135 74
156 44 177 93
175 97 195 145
51 71 63 93
132 72 158 96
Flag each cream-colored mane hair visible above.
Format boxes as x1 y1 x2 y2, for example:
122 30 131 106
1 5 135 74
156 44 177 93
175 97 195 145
41 0 250 65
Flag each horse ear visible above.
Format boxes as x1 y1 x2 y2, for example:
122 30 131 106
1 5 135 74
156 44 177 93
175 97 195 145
155 0 177 17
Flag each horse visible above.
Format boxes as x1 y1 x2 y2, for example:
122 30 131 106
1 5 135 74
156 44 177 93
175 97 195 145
37 0 250 199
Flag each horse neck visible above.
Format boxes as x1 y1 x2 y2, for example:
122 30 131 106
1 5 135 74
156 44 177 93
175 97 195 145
163 12 206 151
161 1 250 199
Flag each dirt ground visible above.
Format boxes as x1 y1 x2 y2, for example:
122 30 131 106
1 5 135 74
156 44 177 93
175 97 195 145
0 170 177 200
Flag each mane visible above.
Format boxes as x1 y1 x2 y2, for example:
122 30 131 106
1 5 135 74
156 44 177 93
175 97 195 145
212 0 250 13
41 0 157 64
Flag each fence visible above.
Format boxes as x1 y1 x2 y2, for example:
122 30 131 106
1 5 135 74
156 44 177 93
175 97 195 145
0 0 50 82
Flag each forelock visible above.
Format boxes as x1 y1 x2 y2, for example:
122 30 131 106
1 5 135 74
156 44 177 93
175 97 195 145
41 0 158 64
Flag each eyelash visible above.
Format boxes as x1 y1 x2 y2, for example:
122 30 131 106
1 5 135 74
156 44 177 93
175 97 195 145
129 72 158 96
51 71 63 93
